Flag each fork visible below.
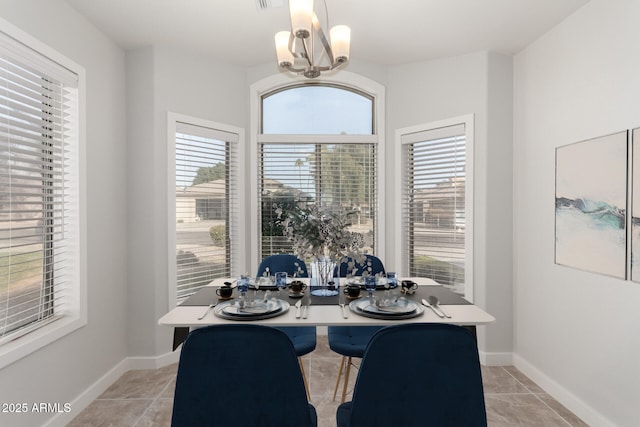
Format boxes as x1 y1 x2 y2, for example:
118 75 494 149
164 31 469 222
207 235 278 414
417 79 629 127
295 300 302 318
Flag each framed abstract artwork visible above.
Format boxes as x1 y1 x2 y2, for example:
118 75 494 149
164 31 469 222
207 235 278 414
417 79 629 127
555 131 628 279
631 128 640 281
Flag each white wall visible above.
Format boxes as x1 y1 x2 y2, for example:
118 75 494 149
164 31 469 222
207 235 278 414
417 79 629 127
0 1 128 426
126 46 247 357
513 1 640 425
387 52 514 359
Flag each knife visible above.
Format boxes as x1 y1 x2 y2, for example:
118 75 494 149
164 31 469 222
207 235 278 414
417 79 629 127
421 298 445 318
301 294 309 319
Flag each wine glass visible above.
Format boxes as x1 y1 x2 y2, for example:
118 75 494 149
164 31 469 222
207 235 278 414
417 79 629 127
275 272 287 296
364 275 377 301
237 275 250 307
384 272 398 305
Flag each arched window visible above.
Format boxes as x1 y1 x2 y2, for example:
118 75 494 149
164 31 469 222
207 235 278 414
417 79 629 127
256 82 381 262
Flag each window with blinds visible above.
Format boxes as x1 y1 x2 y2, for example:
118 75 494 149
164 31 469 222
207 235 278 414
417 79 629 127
174 121 238 302
259 142 377 256
259 85 376 261
402 123 467 293
0 32 80 344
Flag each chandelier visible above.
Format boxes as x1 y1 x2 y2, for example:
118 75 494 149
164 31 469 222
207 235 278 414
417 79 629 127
274 0 351 79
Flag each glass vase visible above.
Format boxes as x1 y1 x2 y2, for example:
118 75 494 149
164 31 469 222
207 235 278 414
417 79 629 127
311 256 338 296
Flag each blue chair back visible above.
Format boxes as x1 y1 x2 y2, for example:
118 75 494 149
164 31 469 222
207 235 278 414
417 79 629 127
172 325 317 427
337 324 486 427
338 254 385 277
257 254 309 278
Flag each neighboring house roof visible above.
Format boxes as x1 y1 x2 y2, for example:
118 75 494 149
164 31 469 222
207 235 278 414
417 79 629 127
176 179 226 198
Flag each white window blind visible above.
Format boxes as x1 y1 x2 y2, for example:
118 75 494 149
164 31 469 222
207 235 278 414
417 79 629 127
259 142 377 258
402 124 466 291
175 121 238 302
0 31 79 343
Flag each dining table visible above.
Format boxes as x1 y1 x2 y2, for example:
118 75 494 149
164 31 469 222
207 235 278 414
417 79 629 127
158 277 495 350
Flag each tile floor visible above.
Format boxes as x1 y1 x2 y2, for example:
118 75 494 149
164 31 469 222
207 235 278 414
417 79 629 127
68 335 589 427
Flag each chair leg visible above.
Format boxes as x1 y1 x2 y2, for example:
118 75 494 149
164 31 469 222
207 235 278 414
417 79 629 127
299 357 311 400
341 356 353 403
332 356 346 401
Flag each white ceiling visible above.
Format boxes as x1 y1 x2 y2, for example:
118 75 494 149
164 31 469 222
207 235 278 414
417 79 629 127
64 0 589 67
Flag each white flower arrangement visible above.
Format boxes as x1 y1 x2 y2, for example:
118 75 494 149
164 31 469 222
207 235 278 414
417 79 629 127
275 202 367 281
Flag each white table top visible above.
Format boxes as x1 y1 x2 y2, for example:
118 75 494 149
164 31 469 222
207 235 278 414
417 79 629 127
158 277 495 327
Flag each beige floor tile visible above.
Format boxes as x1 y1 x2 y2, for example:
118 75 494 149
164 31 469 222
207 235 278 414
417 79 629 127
309 357 357 401
135 398 174 427
67 399 151 427
537 393 589 427
310 395 342 427
485 393 571 427
482 366 530 394
99 368 175 399
503 366 546 393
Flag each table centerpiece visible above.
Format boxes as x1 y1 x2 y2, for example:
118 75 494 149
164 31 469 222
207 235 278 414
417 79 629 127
276 203 366 296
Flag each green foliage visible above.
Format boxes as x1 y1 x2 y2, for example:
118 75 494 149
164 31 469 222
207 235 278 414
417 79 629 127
0 251 43 291
176 250 199 265
412 255 464 286
209 225 226 246
307 144 374 205
192 162 226 186
261 188 299 237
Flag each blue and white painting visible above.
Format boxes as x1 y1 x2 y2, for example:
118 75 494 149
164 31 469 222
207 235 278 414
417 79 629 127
632 128 640 281
555 131 628 279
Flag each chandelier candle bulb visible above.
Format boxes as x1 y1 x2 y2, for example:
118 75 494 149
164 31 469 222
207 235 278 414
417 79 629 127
289 0 313 38
330 25 351 62
275 31 294 66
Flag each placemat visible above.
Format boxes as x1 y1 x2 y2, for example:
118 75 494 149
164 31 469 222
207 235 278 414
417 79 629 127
407 286 471 305
179 287 222 306
179 284 470 306
307 285 470 306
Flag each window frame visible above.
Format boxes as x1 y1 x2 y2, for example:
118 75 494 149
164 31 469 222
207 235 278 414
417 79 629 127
0 18 86 369
249 72 386 272
394 115 474 301
166 112 244 308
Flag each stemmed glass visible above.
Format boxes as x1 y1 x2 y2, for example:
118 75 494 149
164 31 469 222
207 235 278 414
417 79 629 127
364 275 377 301
237 275 250 308
384 272 398 305
275 272 287 297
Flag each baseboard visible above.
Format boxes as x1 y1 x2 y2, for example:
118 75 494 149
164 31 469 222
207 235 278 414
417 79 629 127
43 358 130 427
479 351 512 366
128 349 181 370
512 354 614 427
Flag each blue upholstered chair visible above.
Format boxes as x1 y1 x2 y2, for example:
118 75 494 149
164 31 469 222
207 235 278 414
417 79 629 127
338 254 386 278
256 254 309 278
256 254 316 398
336 324 487 427
329 254 386 402
171 325 317 427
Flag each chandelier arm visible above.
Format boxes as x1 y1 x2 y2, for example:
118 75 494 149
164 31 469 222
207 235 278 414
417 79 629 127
281 64 308 73
311 13 335 65
301 37 314 67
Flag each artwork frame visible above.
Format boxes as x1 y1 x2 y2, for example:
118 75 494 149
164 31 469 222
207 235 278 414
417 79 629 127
631 128 640 281
555 131 628 279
